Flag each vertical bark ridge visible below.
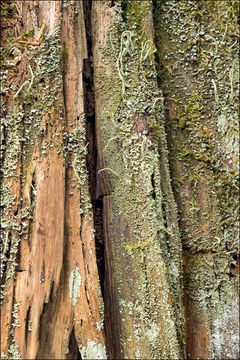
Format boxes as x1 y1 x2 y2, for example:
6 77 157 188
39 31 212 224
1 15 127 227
153 0 239 358
92 1 185 358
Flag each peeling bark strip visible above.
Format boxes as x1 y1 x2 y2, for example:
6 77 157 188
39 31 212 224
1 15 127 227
0 1 239 360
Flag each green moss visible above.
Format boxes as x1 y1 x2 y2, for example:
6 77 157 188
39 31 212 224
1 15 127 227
21 29 35 40
174 92 202 129
124 241 150 251
122 1 149 38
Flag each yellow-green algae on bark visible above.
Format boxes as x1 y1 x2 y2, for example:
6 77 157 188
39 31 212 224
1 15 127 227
93 1 185 358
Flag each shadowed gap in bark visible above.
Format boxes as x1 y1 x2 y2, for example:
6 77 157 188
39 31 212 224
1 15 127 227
25 306 31 343
67 327 82 360
82 0 105 320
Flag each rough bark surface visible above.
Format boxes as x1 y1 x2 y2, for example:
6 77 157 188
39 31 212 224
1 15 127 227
1 2 105 359
92 2 184 358
154 1 239 358
0 1 239 360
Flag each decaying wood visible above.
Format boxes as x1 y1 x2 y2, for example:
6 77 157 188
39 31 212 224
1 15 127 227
1 2 105 359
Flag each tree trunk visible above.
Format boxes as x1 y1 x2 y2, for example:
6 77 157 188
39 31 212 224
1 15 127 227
1 2 105 359
154 1 239 358
0 1 239 359
92 2 184 358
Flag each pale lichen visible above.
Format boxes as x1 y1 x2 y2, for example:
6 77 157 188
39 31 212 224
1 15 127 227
79 340 107 360
69 266 81 306
210 298 240 359
8 344 21 360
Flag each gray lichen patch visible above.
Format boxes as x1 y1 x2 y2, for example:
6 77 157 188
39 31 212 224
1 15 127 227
69 266 81 306
79 340 107 360
184 252 238 311
210 298 239 359
70 121 92 218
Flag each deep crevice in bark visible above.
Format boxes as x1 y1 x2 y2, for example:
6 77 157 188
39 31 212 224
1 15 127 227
25 306 31 342
229 253 239 278
38 302 47 336
82 2 111 355
151 173 157 200
82 0 105 314
67 327 82 360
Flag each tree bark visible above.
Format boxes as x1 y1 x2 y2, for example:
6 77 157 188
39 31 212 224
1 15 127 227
154 1 239 358
0 1 239 359
92 2 184 358
1 2 105 359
